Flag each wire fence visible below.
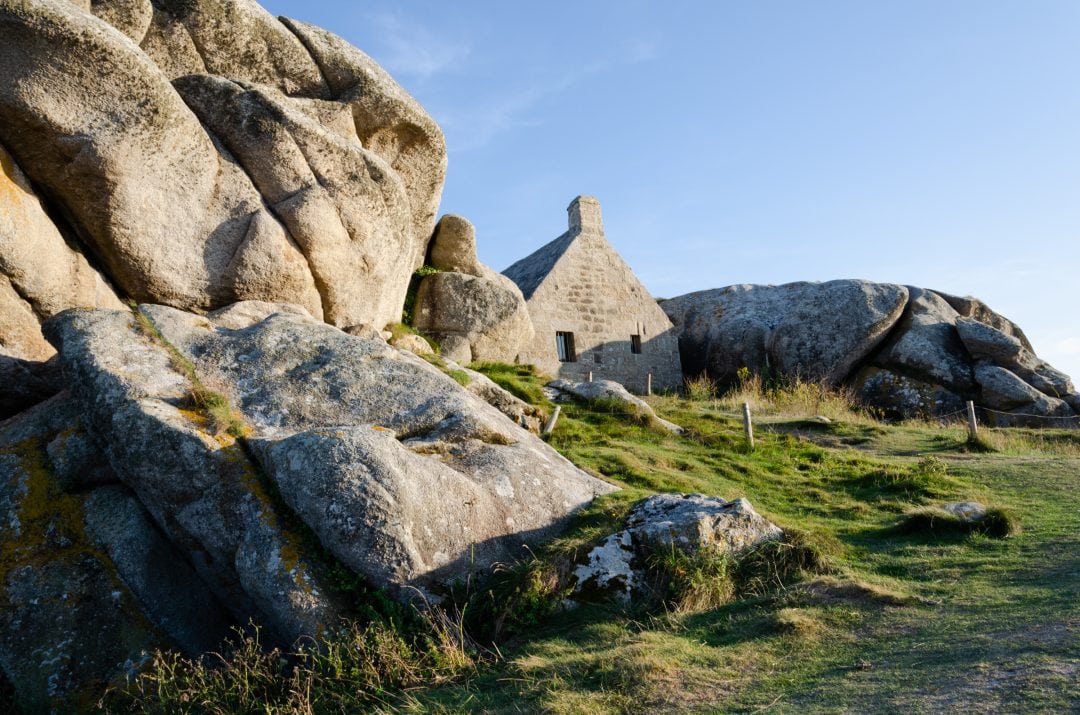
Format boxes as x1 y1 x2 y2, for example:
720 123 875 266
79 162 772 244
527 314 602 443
933 403 1080 429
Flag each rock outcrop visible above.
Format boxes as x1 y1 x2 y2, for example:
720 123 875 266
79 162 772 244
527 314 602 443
0 301 614 707
664 281 1078 423
0 143 124 363
0 0 449 419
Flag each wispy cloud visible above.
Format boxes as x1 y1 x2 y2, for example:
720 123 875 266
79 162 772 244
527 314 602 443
441 41 660 152
369 13 470 81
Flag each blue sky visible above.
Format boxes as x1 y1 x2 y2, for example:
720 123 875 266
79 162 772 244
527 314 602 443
265 0 1080 382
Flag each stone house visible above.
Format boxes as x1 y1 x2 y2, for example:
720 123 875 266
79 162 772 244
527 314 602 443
503 196 683 393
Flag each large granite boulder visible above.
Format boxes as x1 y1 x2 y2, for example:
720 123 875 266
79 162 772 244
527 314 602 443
174 74 417 328
0 144 124 359
666 281 1076 421
849 366 966 421
413 214 535 364
1 141 124 414
0 354 63 420
427 213 485 276
0 301 614 707
0 0 446 339
661 280 909 386
413 270 535 364
868 287 975 393
548 378 683 434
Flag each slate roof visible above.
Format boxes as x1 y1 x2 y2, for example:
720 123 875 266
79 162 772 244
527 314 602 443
502 230 578 300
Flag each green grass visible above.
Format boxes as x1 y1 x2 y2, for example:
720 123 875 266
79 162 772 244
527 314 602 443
469 362 551 406
103 369 1080 713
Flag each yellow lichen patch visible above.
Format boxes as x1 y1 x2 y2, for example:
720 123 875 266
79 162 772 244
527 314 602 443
0 439 109 585
176 407 208 430
223 443 315 595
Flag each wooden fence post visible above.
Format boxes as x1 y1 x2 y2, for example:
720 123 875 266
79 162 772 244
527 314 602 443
542 406 561 436
966 401 978 439
742 402 754 450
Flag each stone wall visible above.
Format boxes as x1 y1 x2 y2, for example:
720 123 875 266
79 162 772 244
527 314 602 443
505 197 683 393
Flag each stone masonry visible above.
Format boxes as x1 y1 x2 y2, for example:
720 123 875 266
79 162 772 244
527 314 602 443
503 196 683 393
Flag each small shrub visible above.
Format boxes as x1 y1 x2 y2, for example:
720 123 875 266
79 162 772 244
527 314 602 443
914 455 948 477
684 374 717 401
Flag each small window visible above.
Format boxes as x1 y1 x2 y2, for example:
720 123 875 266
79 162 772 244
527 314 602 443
593 352 602 364
630 334 642 354
556 332 577 362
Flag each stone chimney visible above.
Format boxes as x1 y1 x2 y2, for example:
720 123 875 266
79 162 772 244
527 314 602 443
567 195 603 234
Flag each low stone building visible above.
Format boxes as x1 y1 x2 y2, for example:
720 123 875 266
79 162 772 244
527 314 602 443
503 196 683 393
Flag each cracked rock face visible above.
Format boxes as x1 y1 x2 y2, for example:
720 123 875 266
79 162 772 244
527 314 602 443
0 0 446 363
572 494 782 603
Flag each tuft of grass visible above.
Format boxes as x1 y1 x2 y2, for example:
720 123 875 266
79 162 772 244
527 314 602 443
770 607 825 640
714 371 876 425
649 528 833 614
893 506 1019 539
104 613 480 714
649 545 737 613
964 432 999 453
734 528 836 598
419 353 471 386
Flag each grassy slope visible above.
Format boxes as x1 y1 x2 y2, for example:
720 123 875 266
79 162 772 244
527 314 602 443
408 386 1079 713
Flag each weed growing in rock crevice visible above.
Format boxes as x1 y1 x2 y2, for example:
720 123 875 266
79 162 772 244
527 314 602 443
130 304 247 439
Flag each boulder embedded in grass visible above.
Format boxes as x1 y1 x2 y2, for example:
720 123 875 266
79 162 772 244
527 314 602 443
571 493 782 603
895 502 1017 538
548 379 683 434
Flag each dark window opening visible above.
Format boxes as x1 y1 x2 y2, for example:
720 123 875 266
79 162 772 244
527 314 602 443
593 352 602 364
630 334 642 354
556 332 577 362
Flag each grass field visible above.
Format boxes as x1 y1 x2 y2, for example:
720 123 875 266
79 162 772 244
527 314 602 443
109 372 1080 714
